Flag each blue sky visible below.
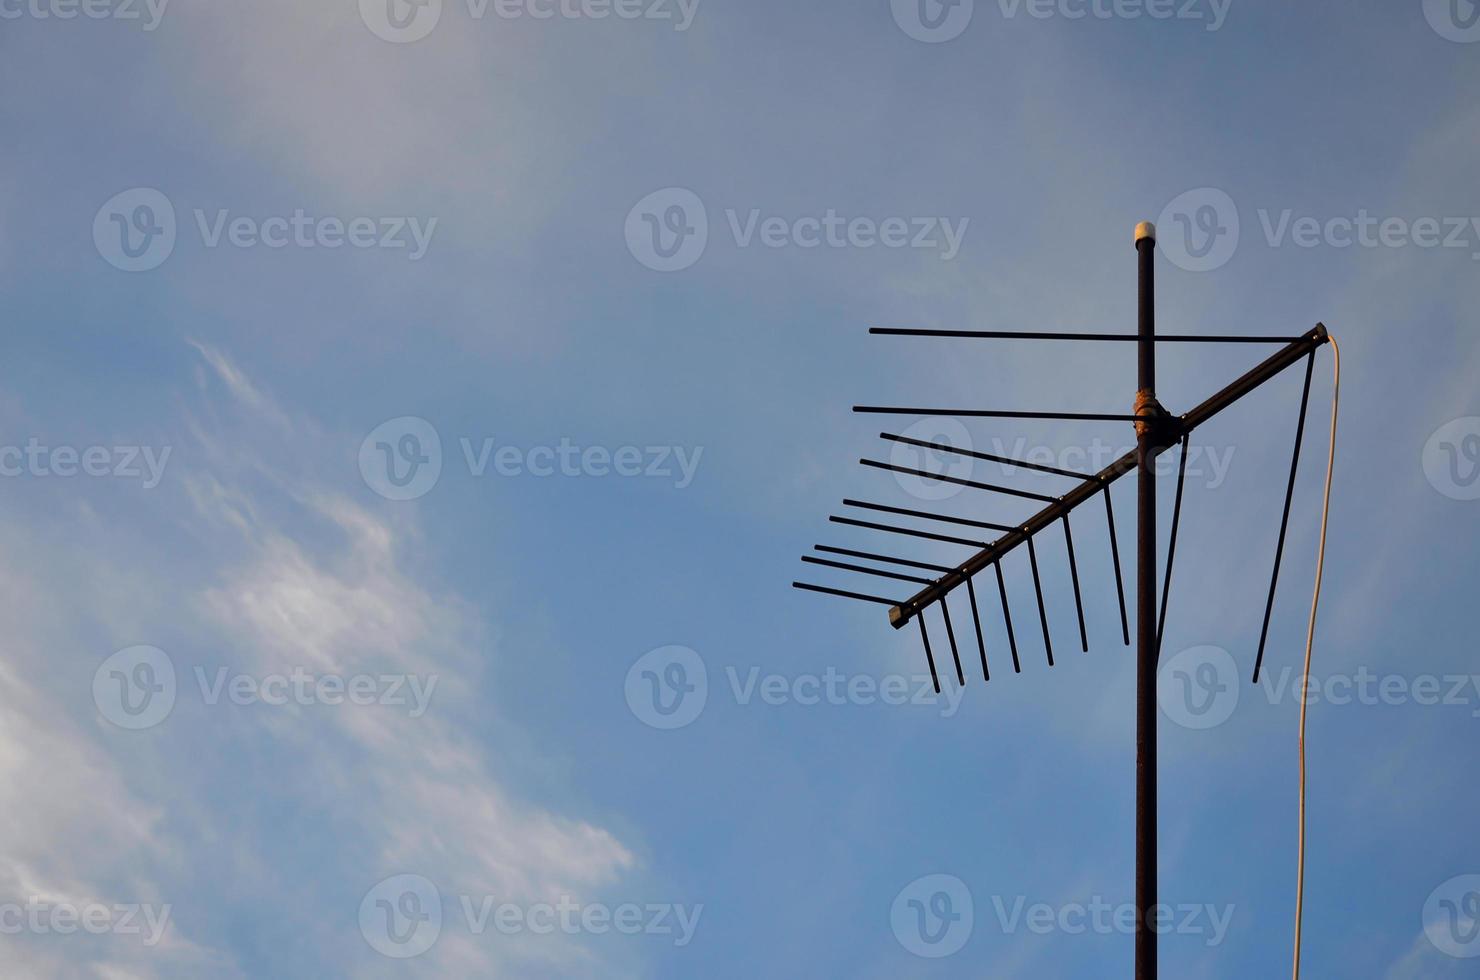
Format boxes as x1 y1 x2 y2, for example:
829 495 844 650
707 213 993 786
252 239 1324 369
2 0 1479 976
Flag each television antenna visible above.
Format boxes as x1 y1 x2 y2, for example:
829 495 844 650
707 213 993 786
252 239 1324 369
792 222 1339 978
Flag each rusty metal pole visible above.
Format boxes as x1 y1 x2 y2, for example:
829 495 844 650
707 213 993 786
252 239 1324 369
1134 220 1158 980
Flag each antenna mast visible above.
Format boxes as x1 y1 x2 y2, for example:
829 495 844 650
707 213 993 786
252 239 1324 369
793 222 1333 978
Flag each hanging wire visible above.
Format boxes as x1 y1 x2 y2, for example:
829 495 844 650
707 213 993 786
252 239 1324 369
1291 335 1339 980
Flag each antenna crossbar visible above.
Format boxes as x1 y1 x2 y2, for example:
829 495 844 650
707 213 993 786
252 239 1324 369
883 325 1329 629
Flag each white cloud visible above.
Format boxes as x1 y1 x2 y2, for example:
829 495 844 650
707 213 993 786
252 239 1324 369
0 342 636 977
0 659 232 978
186 343 637 973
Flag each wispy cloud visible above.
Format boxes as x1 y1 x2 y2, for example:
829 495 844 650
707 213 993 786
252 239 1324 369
0 342 637 977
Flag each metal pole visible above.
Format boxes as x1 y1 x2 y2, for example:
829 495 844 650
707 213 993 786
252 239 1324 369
1134 220 1158 980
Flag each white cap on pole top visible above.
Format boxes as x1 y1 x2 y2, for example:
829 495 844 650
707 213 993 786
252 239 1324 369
1134 221 1157 245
